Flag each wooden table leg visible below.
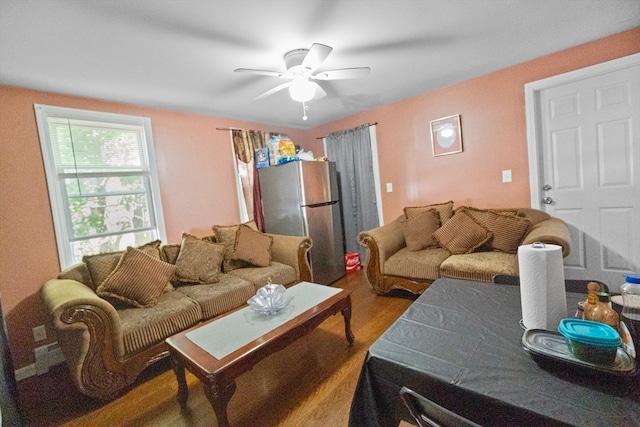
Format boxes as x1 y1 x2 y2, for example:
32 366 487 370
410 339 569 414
202 379 237 427
170 354 189 409
342 296 355 345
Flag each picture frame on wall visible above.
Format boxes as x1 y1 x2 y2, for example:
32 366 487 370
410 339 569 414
430 114 463 156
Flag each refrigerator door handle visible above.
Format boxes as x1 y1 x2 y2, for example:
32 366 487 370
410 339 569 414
304 200 338 208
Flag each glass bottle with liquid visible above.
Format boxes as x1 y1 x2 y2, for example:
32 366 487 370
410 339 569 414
588 292 619 331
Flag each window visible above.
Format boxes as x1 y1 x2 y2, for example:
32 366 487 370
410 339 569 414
35 104 166 269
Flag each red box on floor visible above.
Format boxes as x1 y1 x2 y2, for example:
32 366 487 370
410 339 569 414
345 252 360 273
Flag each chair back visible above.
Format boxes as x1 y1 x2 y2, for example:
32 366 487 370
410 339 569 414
400 387 481 427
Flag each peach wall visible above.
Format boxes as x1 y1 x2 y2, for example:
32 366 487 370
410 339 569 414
307 27 640 223
0 27 638 373
0 87 305 368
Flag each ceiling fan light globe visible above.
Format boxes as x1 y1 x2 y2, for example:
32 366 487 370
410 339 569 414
289 76 315 102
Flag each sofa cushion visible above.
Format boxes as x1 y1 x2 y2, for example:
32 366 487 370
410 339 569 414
118 290 202 355
227 261 297 288
433 210 493 255
96 247 176 308
402 209 440 251
439 251 519 282
404 201 454 224
213 221 259 272
175 274 256 320
233 224 272 267
385 247 450 281
175 234 225 285
83 240 162 290
486 211 532 254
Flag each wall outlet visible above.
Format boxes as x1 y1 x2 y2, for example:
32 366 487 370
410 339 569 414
386 182 393 193
33 325 47 342
502 170 512 183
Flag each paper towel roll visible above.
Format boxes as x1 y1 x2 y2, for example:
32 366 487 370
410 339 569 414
518 243 567 330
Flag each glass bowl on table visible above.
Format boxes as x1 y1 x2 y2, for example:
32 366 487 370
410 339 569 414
248 283 292 315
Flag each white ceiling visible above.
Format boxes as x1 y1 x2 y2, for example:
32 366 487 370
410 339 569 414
1 1 638 129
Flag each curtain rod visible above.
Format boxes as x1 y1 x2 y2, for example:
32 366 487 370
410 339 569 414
216 127 288 133
216 127 243 131
315 122 378 140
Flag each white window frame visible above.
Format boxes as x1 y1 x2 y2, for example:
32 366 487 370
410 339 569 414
35 104 167 269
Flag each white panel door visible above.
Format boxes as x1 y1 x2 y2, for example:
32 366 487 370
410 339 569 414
536 61 640 291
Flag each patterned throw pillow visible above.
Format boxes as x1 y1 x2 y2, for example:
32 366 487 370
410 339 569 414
233 224 273 267
212 221 258 272
433 210 493 255
160 244 182 265
402 209 441 251
83 240 162 290
459 206 518 227
96 247 176 308
404 201 454 224
174 233 225 285
486 211 532 254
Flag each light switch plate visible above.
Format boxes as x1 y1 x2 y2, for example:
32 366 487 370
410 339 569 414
502 170 512 183
386 183 393 192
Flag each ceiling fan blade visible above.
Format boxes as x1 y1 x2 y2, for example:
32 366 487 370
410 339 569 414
312 82 327 100
235 68 288 78
253 82 291 100
301 43 333 71
313 67 371 80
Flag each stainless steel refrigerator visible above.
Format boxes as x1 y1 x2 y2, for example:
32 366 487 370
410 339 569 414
258 161 346 285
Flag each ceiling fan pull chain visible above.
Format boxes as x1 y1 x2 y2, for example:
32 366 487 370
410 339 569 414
302 101 309 121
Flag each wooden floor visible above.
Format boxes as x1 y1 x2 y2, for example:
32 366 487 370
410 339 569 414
17 270 418 427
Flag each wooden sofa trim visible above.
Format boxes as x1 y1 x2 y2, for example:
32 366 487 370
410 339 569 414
58 301 171 400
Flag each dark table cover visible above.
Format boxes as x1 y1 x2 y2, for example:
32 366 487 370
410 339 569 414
348 278 640 427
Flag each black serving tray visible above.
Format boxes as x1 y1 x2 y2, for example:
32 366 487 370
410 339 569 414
522 323 637 377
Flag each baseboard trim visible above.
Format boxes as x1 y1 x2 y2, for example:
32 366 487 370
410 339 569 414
15 364 36 381
15 341 65 381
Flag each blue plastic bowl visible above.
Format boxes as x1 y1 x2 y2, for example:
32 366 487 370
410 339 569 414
558 318 621 365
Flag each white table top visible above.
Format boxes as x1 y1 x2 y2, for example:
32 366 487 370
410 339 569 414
186 282 341 360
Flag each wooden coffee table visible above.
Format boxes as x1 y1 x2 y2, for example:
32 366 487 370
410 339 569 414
165 282 354 427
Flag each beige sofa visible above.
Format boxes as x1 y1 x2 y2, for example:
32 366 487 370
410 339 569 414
41 222 312 401
358 202 570 296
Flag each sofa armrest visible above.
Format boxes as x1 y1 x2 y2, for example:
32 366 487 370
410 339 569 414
358 219 406 269
267 233 313 282
41 279 129 399
358 219 406 293
521 217 571 257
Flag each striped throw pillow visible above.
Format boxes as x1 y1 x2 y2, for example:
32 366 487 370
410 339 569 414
404 201 454 224
402 209 441 251
96 247 176 308
486 211 532 254
433 210 493 255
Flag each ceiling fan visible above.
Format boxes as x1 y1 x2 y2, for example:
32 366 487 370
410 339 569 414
234 43 371 103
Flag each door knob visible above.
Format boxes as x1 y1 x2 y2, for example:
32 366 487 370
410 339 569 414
542 197 554 205
543 185 552 191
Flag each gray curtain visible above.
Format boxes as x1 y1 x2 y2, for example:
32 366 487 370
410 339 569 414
326 124 379 261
